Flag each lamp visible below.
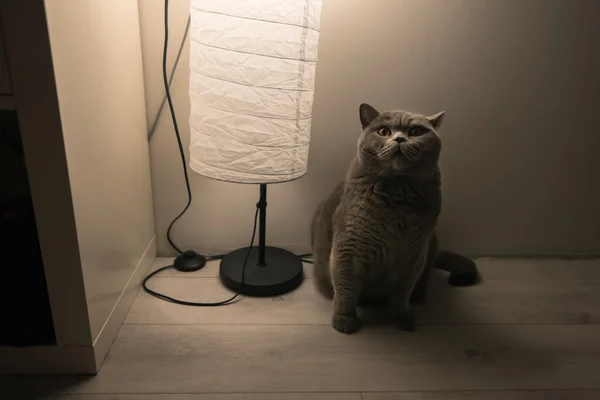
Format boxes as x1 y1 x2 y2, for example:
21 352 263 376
188 0 323 296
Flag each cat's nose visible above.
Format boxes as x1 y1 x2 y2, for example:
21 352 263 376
394 136 406 144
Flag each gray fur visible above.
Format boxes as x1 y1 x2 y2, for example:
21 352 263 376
311 103 445 334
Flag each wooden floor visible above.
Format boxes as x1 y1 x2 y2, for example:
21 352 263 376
4 257 600 399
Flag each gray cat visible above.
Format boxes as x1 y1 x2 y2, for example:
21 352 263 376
311 103 445 334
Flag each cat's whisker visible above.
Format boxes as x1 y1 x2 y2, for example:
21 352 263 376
378 143 398 160
401 144 421 161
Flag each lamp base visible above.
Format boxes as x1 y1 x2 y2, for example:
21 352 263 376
219 246 304 297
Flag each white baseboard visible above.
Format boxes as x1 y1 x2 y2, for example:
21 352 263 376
92 236 156 373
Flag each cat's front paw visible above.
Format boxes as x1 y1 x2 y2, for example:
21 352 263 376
395 311 416 332
332 313 361 334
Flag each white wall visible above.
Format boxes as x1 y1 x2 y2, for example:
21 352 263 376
44 0 155 342
140 0 600 257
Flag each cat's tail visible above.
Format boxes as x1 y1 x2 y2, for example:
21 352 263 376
433 250 480 286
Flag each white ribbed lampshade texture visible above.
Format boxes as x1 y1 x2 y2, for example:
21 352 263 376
188 0 323 184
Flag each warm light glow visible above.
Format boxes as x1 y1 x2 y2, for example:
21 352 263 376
188 0 323 183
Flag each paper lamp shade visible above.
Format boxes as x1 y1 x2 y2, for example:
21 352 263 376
188 0 323 184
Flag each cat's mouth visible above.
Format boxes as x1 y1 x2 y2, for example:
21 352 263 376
398 143 420 162
378 143 420 163
378 144 401 160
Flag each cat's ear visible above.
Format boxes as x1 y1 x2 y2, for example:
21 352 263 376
427 111 445 130
359 103 380 129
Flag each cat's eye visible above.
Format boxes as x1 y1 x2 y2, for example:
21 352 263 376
377 126 392 136
409 126 427 137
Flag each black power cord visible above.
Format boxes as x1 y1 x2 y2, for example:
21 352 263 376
143 206 259 306
142 0 257 307
160 0 193 257
148 17 190 142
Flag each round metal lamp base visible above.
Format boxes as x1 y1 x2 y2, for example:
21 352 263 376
219 246 304 297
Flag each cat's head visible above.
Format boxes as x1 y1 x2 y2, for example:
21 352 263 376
356 103 445 176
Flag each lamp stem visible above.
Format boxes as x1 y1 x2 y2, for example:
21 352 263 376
257 184 267 266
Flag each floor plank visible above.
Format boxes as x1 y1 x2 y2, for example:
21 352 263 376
126 270 517 326
40 392 600 400
45 394 360 400
479 279 600 325
55 324 600 394
363 391 600 400
474 258 600 280
126 277 334 325
151 257 600 281
129 260 600 326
